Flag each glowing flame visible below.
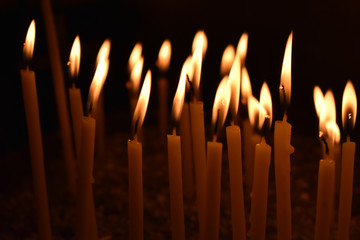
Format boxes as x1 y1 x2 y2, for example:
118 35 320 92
191 33 206 97
212 76 231 134
325 122 341 144
68 35 81 78
236 32 248 64
319 90 336 133
241 67 252 101
157 39 172 72
220 44 235 75
313 86 324 119
23 19 36 62
192 30 208 57
248 95 261 128
342 80 357 130
96 39 111 67
259 82 273 129
280 32 293 106
128 42 142 72
229 55 241 118
129 57 144 95
172 58 190 123
88 57 109 113
133 70 152 134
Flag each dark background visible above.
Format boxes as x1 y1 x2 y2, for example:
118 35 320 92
1 0 360 166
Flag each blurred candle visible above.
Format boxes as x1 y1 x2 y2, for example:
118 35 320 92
128 42 142 73
274 32 294 240
128 70 151 240
250 82 272 240
127 56 144 114
20 20 52 240
337 81 357 240
220 44 235 76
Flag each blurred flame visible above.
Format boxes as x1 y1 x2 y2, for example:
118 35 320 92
280 32 293 106
229 55 241 118
212 76 231 133
88 58 109 112
172 58 190 122
241 67 252 101
192 30 208 57
220 44 235 75
236 32 248 64
325 122 341 144
133 70 152 134
342 80 357 130
157 39 172 72
69 35 81 78
128 42 142 72
259 82 273 129
96 39 111 67
313 86 324 119
191 33 206 96
130 57 144 95
319 90 336 133
23 19 36 62
248 95 261 128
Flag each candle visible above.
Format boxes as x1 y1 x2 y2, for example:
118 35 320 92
337 80 357 239
157 39 172 138
167 60 188 240
40 0 77 196
20 20 52 240
220 44 235 76
274 32 294 240
128 42 143 73
128 70 151 240
250 82 272 240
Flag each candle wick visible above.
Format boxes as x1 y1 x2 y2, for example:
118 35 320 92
279 84 287 114
172 127 176 136
26 65 29 71
319 132 329 156
231 120 235 126
186 74 196 102
283 113 287 122
134 133 138 142
213 134 217 142
347 135 350 142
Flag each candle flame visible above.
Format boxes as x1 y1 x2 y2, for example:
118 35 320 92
241 67 252 101
280 32 293 106
133 70 152 135
212 76 231 135
259 82 273 129
129 57 144 95
96 39 111 67
325 121 341 144
191 32 206 97
68 35 81 79
313 86 324 119
220 44 235 75
157 39 172 72
248 95 261 128
236 32 249 64
319 90 336 133
172 58 190 123
229 55 241 118
23 19 36 62
342 80 357 131
128 42 142 72
192 30 208 57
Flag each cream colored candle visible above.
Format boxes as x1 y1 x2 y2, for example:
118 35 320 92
21 20 52 240
40 0 77 196
226 125 246 240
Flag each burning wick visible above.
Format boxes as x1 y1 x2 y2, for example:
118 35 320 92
186 74 195 101
319 130 329 155
346 113 353 141
212 109 221 142
279 84 287 115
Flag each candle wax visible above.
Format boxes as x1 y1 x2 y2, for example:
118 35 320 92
68 86 83 159
158 77 169 139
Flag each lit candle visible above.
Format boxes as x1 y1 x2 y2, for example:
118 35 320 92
78 43 110 240
220 44 235 76
20 19 52 240
157 39 172 138
250 82 272 240
337 80 357 240
128 70 151 240
274 32 295 240
40 0 77 196
189 31 207 235
127 43 143 114
128 42 143 73
167 60 188 240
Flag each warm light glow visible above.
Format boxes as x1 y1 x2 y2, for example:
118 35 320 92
325 122 341 144
133 70 152 134
130 57 144 95
236 32 248 64
342 80 357 130
229 55 241 118
96 39 111 67
313 86 324 119
248 95 261 128
88 57 109 112
128 42 142 72
212 76 231 133
192 30 208 57
191 33 206 97
157 39 172 72
259 82 273 129
172 59 190 123
23 19 36 62
280 32 293 106
319 90 336 133
241 67 252 101
220 44 235 75
68 35 81 78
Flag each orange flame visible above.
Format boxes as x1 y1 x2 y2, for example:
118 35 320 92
172 58 190 122
280 32 293 106
241 67 252 101
129 57 144 95
212 76 231 133
259 82 273 129
88 57 109 113
325 121 341 144
157 39 172 72
220 44 235 75
128 42 142 72
229 54 241 118
236 32 248 65
248 95 261 128
192 30 208 57
68 35 81 78
342 80 357 130
96 39 111 67
133 70 152 134
23 19 35 62
319 90 336 133
313 86 324 119
191 32 206 97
